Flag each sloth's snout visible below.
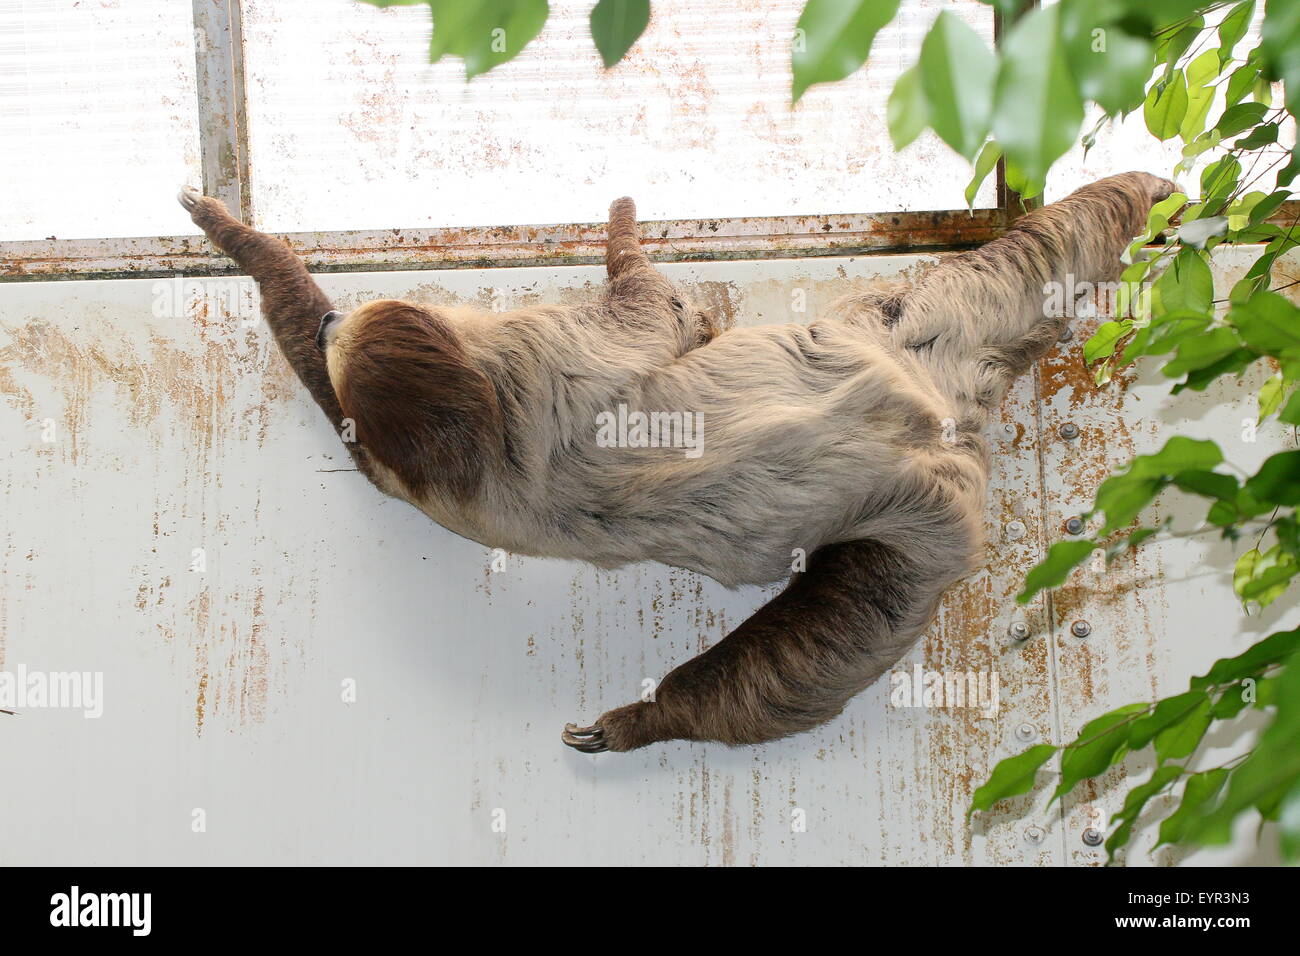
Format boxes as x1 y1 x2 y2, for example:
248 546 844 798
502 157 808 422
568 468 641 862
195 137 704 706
316 310 344 352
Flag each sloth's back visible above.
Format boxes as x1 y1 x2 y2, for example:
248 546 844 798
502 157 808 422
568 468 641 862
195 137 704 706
455 311 968 588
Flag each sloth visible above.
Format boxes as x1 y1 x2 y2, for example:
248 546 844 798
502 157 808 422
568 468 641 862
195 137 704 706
178 172 1173 753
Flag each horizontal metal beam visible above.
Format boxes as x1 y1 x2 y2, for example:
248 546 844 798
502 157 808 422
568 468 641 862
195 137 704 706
5 202 1296 282
0 208 1014 280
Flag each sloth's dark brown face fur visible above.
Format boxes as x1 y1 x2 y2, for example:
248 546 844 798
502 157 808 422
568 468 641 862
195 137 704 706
326 300 501 501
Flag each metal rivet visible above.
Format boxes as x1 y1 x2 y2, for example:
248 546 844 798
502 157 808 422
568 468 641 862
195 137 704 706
1064 516 1085 535
1082 827 1104 847
1007 620 1030 641
1058 327 1074 343
1024 825 1046 846
1070 620 1092 639
1005 520 1027 541
1015 722 1038 743
1001 422 1017 439
1058 422 1080 440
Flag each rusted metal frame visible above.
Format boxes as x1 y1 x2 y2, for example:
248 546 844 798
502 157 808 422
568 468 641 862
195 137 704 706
0 207 1016 280
191 0 253 224
7 201 1299 280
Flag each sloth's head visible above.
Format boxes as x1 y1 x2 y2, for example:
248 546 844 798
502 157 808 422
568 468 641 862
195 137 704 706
318 300 501 500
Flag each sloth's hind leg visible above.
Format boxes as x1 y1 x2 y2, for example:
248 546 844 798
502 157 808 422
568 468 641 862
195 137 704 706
604 197 718 352
562 535 966 752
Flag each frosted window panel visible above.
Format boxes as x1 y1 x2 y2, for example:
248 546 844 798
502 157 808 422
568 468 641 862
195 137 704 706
0 0 202 241
242 0 995 233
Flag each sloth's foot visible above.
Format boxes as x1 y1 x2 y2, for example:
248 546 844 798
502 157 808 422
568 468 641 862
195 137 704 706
561 722 607 753
561 701 659 754
177 186 234 230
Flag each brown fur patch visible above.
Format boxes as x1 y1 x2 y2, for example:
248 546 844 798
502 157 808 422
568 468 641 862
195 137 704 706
332 301 502 500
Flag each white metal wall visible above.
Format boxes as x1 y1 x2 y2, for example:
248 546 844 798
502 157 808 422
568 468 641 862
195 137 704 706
0 250 1294 865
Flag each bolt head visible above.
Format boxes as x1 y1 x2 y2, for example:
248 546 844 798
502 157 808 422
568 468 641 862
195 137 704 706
1024 825 1046 845
1058 422 1080 440
1005 520 1027 541
1070 620 1092 639
1008 621 1030 640
1015 722 1038 742
1065 516 1085 535
1082 827 1104 847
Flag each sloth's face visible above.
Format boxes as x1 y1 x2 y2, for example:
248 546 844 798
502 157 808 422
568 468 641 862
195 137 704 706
316 299 502 500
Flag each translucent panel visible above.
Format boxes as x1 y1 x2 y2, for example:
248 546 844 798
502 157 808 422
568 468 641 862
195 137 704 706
0 0 202 241
243 0 995 233
1047 8 1296 203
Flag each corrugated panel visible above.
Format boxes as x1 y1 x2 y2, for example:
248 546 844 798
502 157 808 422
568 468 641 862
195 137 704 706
240 0 997 233
0 0 202 241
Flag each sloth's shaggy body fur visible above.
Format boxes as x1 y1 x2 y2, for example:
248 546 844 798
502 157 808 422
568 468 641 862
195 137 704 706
181 174 1173 753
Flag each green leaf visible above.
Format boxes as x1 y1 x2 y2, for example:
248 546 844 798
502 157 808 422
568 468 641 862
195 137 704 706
1060 6 1152 114
968 744 1057 816
1170 348 1256 393
1144 311 1212 355
1248 190 1291 227
1215 101 1268 138
920 11 998 160
1217 1 1256 65
792 0 903 102
1279 779 1300 863
1280 389 1300 425
1192 626 1300 689
366 0 553 78
1017 539 1096 604
964 140 1001 209
1235 545 1299 606
1200 154 1242 209
1107 764 1183 859
1236 122 1280 150
1229 290 1300 354
991 6 1083 193
1225 62 1261 106
1128 690 1209 750
1128 436 1224 479
1154 18 1202 78
1260 373 1286 421
1157 767 1231 847
1144 71 1189 141
1188 645 1300 844
1162 327 1244 378
1246 451 1300 506
1055 703 1151 801
1179 50 1219 141
1085 320 1132 364
1094 437 1224 533
589 0 649 68
1153 696 1213 761
1260 0 1300 119
887 63 928 151
1154 249 1214 312
1172 468 1238 502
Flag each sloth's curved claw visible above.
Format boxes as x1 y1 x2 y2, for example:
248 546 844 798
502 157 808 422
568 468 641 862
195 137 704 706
177 186 202 211
562 722 608 754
